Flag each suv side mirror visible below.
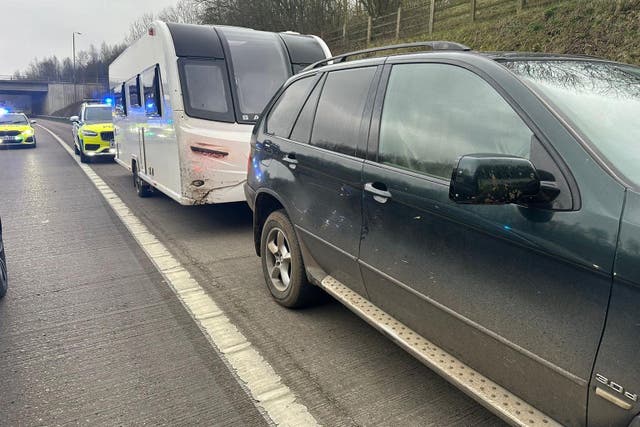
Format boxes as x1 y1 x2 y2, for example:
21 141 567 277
449 154 540 205
30 119 37 124
69 116 79 123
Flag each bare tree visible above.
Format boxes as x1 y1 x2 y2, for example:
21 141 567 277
197 0 344 35
125 0 203 44
159 0 203 23
357 0 400 17
124 12 156 44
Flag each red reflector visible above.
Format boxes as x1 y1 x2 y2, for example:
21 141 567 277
148 28 155 36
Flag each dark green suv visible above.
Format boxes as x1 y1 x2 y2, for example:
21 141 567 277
245 42 640 426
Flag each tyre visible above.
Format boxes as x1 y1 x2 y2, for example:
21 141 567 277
133 164 152 198
79 141 89 163
260 210 319 308
0 249 7 299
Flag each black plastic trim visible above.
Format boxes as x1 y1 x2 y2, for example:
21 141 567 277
166 23 224 59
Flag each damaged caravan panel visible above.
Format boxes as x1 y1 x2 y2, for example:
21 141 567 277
108 21 330 205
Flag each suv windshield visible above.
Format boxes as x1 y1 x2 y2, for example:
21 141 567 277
219 27 290 120
505 60 640 187
0 113 28 125
84 106 112 122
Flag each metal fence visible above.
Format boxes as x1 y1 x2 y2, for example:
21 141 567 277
324 0 564 53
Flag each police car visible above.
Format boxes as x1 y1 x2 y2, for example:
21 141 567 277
70 102 115 163
0 109 36 148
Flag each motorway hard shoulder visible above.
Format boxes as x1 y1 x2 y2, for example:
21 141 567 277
0 125 268 426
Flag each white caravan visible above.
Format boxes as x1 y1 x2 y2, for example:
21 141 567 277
109 21 330 204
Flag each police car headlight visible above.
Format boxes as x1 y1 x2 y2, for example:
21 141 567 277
83 130 98 137
22 129 34 137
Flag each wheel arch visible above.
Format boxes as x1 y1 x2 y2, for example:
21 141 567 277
253 189 289 257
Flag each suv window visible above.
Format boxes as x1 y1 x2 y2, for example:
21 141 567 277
84 106 112 122
290 77 324 143
266 76 315 138
379 63 532 179
310 67 376 156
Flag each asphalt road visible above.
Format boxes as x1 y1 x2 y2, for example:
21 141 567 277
0 119 506 426
0 126 267 426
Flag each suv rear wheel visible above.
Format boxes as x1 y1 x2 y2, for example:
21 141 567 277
261 210 318 308
0 248 7 299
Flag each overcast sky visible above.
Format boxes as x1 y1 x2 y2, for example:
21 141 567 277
1 0 183 75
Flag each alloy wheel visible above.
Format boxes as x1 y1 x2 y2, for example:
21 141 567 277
265 227 292 292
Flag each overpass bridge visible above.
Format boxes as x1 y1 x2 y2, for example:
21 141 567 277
0 77 106 116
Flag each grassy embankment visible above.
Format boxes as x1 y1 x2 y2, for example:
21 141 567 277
402 0 640 64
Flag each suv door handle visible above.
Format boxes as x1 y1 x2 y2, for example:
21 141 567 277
365 182 392 203
283 153 298 165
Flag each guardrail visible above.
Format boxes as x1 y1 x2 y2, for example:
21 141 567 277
0 75 108 85
35 115 70 123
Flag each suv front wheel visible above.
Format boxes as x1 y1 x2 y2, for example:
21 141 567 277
261 210 318 308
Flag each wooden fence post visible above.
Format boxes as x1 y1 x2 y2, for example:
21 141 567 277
367 16 372 46
429 0 436 35
518 0 526 11
395 6 402 39
343 0 348 42
471 0 477 22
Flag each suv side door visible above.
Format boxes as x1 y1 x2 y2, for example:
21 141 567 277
359 59 624 426
258 64 381 296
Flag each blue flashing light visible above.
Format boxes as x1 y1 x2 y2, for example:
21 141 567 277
146 102 155 110
252 157 263 182
503 225 512 231
0 107 9 115
103 97 113 105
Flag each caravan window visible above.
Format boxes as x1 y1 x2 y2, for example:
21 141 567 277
128 77 141 108
179 58 233 122
113 84 125 116
142 65 162 117
219 28 290 121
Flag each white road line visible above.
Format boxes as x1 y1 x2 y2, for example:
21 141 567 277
38 124 319 427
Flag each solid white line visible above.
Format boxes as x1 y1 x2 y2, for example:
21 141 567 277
38 124 319 427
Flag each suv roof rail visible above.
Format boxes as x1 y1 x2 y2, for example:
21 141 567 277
305 41 471 70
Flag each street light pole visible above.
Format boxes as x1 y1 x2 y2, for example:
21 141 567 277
72 31 82 102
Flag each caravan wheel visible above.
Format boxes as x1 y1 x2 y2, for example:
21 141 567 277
133 164 152 198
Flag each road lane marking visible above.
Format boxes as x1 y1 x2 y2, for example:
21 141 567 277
38 124 319 427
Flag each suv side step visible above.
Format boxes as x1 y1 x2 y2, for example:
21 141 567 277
319 275 561 427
